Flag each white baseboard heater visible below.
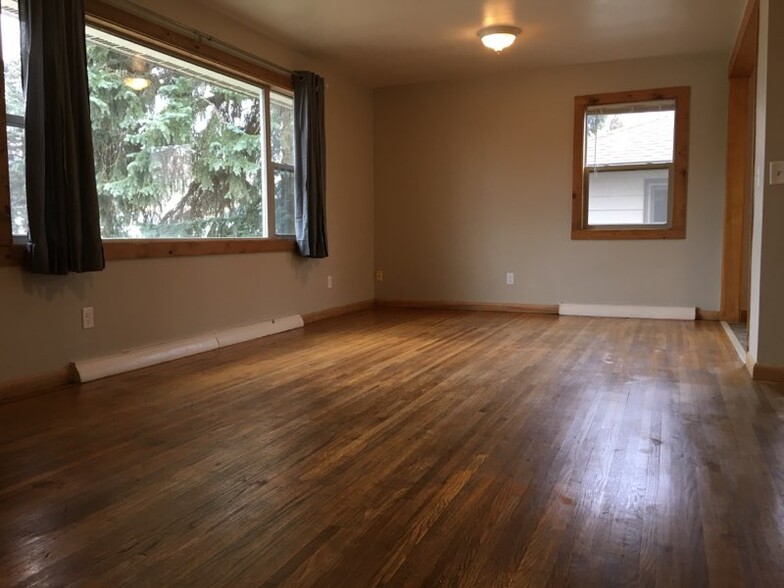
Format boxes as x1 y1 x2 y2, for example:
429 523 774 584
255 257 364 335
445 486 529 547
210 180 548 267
73 314 304 383
558 304 696 321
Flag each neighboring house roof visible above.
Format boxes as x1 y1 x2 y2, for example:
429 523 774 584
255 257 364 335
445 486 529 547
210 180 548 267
585 112 674 166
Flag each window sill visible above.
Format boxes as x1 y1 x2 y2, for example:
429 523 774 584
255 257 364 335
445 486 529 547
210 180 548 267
103 238 297 259
1 238 297 266
571 227 685 240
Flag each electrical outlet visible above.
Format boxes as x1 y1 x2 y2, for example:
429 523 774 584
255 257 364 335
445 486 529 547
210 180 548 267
506 272 515 285
82 306 94 329
771 161 784 185
327 275 333 289
376 270 384 282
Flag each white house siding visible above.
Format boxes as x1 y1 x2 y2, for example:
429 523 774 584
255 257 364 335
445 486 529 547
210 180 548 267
587 168 669 225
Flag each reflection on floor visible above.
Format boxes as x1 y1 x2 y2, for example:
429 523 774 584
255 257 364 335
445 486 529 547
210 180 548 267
2 310 783 585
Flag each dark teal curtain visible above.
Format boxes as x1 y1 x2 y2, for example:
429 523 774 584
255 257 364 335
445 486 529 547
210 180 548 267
19 0 104 274
292 71 328 258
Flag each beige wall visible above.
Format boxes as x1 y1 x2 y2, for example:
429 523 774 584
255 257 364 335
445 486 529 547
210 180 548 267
374 53 728 309
0 0 374 382
749 0 784 366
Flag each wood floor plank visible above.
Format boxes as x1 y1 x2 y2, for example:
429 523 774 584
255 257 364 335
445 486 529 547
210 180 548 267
0 309 783 587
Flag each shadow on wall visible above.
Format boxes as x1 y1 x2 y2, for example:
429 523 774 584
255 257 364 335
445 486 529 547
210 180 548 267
293 252 324 287
20 265 94 303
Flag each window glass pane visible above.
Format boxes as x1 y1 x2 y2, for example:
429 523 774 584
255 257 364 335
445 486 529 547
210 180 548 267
7 125 26 234
585 109 675 167
274 166 295 235
86 28 266 238
270 92 294 166
1 1 24 117
645 180 669 224
587 168 670 226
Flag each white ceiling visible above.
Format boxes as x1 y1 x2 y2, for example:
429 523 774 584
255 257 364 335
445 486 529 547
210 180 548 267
202 0 747 87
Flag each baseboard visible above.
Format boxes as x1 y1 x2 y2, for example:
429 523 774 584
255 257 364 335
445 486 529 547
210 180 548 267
0 298 730 396
2 300 378 394
559 303 696 320
753 364 784 382
0 367 74 404
746 354 784 382
746 352 756 377
73 315 304 383
696 308 721 321
302 299 375 324
375 299 559 315
720 321 747 364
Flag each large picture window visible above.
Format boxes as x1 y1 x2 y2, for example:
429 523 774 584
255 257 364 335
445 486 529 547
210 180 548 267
571 86 690 240
1 0 295 248
2 0 25 237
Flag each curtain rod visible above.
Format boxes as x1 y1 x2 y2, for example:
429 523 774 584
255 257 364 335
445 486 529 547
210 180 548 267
103 0 294 77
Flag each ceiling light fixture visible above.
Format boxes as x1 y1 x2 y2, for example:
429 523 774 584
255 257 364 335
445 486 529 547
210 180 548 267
122 76 151 91
123 55 151 91
478 25 521 53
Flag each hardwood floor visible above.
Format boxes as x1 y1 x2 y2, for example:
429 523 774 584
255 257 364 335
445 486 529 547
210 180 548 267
1 309 783 587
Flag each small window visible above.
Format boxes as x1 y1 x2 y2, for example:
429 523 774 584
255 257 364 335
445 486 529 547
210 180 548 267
571 87 690 240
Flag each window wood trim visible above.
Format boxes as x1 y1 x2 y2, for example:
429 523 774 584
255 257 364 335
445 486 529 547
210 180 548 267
0 16 12 250
571 86 691 240
0 1 298 266
102 238 297 260
84 0 293 92
2 238 296 266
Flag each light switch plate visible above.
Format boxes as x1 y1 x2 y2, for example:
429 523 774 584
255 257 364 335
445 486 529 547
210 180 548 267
771 161 784 185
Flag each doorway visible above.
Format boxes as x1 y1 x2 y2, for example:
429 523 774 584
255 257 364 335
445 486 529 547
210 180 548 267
720 0 759 355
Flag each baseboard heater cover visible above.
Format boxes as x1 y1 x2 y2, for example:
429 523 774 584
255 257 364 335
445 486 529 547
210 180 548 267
558 304 696 321
73 314 304 383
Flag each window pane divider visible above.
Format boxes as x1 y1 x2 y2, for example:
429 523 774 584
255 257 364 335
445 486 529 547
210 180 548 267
584 162 673 173
5 114 24 128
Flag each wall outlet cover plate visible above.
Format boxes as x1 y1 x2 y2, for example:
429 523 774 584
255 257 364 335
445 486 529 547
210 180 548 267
771 161 784 185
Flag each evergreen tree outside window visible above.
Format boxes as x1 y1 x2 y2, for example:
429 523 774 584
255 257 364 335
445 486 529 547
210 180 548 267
1 0 296 240
2 0 26 236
